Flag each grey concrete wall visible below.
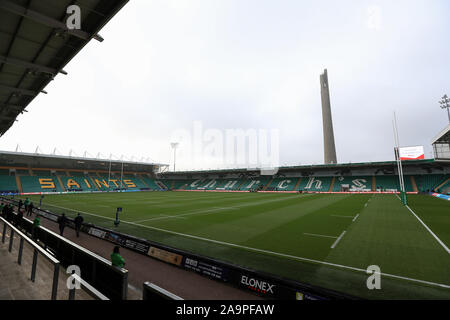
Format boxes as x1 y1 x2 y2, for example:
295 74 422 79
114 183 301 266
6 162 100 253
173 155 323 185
320 69 338 165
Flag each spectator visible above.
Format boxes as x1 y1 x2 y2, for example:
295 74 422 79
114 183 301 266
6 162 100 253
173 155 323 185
16 209 24 229
18 199 23 212
32 215 41 240
0 203 5 217
6 204 14 222
57 213 68 236
74 213 84 238
27 202 34 217
24 198 30 212
111 246 125 268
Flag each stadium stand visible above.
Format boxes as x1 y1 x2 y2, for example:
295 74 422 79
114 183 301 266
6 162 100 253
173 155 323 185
332 176 373 192
437 178 450 194
2 169 450 195
1 155 450 197
265 177 299 191
19 176 63 193
373 175 400 191
60 176 97 191
414 174 448 192
0 174 17 192
0 169 166 193
297 176 333 192
238 177 271 191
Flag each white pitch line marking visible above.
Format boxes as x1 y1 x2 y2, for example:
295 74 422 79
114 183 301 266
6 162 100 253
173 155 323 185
331 215 354 219
28 201 450 290
331 231 346 249
394 194 450 255
303 233 338 239
158 214 186 220
133 207 239 223
352 214 360 222
405 205 450 255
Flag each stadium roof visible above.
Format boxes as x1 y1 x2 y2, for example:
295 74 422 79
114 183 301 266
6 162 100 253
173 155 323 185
0 150 167 172
162 159 445 176
432 124 450 145
0 0 129 136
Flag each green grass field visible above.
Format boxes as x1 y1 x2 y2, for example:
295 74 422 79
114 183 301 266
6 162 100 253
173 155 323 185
17 191 450 299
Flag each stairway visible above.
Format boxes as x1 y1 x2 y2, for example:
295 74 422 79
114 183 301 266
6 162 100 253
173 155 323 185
155 181 168 190
328 177 336 192
435 177 450 192
138 175 150 188
56 175 66 192
410 176 418 193
15 175 23 193
294 177 302 191
262 178 273 191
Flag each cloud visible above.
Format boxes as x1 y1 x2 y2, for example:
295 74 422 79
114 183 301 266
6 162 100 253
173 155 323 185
1 0 449 170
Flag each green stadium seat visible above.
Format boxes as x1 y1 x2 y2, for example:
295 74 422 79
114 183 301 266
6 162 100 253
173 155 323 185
20 176 63 193
60 176 97 191
414 174 446 192
266 177 299 191
0 174 18 192
297 176 332 192
333 176 372 192
374 175 399 191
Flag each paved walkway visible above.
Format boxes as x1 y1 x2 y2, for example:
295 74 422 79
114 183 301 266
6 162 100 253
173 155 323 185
0 226 92 300
30 215 262 300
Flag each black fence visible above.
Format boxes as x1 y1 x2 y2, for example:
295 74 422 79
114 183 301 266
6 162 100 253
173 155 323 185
1 217 60 300
1 196 357 300
84 221 358 300
143 282 183 300
1 198 128 300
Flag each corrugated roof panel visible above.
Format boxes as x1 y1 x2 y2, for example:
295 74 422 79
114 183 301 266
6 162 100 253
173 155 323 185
0 0 129 136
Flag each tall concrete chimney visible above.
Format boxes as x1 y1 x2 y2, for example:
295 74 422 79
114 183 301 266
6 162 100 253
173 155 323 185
320 69 337 164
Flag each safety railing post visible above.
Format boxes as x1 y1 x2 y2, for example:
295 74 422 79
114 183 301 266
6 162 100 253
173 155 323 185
17 237 24 265
31 248 38 282
51 263 59 300
2 222 6 243
69 288 76 300
8 228 14 252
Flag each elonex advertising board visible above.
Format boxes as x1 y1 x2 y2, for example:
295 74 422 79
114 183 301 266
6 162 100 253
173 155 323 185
399 146 425 161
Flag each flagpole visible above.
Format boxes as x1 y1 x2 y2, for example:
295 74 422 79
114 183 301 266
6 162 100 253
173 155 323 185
108 153 112 190
393 112 407 205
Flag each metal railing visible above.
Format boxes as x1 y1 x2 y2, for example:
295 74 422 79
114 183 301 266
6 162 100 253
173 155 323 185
0 216 60 300
142 282 183 300
68 273 109 300
0 197 129 300
19 216 129 300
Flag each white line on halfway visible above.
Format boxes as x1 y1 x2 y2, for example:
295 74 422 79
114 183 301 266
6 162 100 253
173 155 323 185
303 233 338 239
158 214 186 220
330 215 354 219
330 231 346 249
42 193 305 224
38 199 450 290
133 207 238 223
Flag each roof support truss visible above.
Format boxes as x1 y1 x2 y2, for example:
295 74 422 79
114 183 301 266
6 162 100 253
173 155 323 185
0 103 25 111
0 55 67 76
0 0 104 42
0 83 41 97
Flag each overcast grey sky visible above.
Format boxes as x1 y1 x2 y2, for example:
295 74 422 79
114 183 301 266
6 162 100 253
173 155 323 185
0 0 449 170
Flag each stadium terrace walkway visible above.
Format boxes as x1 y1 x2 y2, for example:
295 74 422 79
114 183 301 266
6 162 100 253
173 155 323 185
35 215 262 300
0 245 44 300
0 232 92 300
